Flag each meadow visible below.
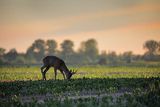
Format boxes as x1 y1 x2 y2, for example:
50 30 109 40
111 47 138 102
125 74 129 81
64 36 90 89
0 66 160 107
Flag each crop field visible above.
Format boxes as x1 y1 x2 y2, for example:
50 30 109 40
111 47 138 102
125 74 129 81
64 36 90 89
0 66 160 107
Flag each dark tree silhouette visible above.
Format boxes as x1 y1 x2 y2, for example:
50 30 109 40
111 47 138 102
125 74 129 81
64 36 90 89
0 48 5 56
26 39 45 62
143 40 159 55
80 39 99 63
107 51 117 65
60 40 74 56
143 40 159 61
122 51 133 63
4 48 18 61
46 40 57 55
1 39 160 65
98 51 107 65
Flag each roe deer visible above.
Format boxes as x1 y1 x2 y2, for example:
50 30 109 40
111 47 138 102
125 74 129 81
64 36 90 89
41 56 77 80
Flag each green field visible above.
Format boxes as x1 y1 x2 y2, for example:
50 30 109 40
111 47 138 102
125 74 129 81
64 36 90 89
0 66 160 107
0 66 160 81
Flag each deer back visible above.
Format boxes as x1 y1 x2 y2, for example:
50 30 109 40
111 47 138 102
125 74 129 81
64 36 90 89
43 56 67 69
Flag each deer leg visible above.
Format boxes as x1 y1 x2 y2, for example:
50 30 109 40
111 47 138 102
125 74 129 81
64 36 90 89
60 69 66 80
54 68 57 80
43 66 50 80
41 65 46 80
41 65 45 72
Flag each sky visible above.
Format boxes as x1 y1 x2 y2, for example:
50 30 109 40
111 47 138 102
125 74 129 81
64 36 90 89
0 0 160 54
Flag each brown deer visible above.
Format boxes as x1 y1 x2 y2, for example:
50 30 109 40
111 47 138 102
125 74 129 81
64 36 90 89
41 56 77 80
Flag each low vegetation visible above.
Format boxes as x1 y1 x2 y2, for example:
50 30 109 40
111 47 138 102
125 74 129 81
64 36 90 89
0 66 160 107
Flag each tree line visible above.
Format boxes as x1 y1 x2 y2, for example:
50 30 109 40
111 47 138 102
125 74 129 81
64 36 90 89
0 39 160 66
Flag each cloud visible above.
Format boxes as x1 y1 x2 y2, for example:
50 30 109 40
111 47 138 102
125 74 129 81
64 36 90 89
51 3 160 35
0 0 160 54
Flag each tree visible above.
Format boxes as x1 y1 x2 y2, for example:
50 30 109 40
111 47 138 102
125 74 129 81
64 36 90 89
4 48 18 62
14 54 26 64
80 39 99 63
76 42 87 64
78 41 85 53
143 40 159 55
26 39 45 62
46 40 57 55
26 46 34 58
60 40 74 57
0 48 6 64
158 41 160 54
143 40 159 61
98 51 107 65
122 51 133 63
26 46 37 63
107 51 117 65
0 48 5 56
60 40 76 64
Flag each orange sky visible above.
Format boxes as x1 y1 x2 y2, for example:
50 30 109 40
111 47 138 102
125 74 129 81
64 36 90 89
0 0 160 55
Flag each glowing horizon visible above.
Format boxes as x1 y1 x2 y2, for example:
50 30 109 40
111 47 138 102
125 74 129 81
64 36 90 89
0 0 160 55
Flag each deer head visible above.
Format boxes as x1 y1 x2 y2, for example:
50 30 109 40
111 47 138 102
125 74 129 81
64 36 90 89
67 69 77 80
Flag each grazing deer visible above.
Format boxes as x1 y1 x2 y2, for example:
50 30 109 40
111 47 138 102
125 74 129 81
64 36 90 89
41 56 77 80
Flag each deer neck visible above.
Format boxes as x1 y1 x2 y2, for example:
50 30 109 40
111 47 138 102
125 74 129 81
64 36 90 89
61 64 71 76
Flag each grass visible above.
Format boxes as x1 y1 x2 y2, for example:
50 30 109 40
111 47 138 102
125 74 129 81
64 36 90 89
0 66 160 107
0 66 160 81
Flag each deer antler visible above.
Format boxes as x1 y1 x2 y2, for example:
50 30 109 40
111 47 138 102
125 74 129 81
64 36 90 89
70 69 77 74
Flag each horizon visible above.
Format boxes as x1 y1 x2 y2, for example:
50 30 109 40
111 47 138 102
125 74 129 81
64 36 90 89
0 0 160 55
